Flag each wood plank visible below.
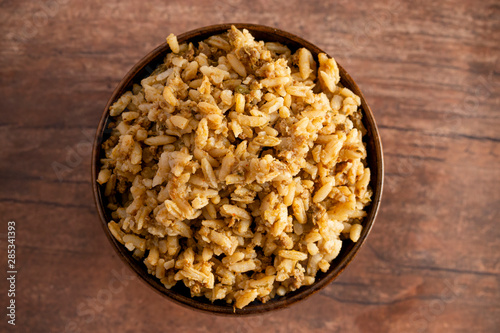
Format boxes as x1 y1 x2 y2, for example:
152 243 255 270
0 0 498 331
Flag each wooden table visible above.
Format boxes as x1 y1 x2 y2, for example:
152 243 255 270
1 0 498 332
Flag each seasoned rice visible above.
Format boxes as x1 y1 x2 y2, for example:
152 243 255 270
98 26 372 308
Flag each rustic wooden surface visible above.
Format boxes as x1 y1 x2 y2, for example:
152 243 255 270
1 0 499 332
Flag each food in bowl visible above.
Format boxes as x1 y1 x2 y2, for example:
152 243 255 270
97 26 372 309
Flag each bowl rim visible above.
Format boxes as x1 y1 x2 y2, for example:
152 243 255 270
91 23 384 315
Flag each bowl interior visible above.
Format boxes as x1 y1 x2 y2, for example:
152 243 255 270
92 23 383 315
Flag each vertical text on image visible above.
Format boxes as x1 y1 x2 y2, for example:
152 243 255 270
6 221 17 326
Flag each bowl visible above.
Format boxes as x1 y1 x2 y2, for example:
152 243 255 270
92 23 384 315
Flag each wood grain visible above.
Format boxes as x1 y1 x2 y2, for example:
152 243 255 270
0 0 499 332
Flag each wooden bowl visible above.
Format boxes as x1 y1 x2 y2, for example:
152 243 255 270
92 23 384 315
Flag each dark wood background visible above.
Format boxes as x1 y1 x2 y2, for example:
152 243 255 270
1 0 499 332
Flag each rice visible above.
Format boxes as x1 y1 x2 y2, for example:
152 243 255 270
98 26 372 309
